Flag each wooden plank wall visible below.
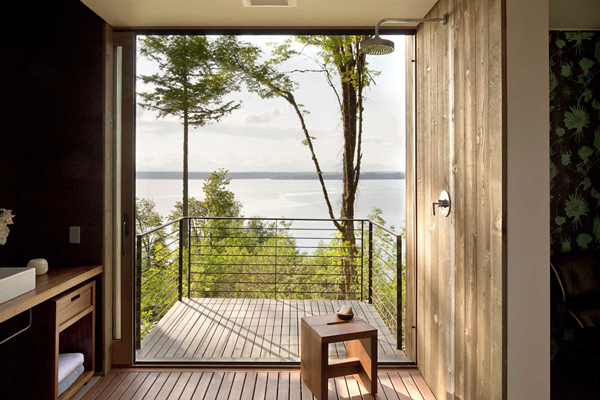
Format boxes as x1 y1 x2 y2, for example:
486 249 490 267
411 0 505 399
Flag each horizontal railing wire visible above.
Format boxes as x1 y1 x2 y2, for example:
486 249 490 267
135 216 404 352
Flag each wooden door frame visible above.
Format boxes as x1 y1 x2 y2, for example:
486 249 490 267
111 31 136 366
110 29 417 366
405 35 418 363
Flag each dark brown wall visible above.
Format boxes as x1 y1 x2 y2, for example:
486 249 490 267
0 0 107 269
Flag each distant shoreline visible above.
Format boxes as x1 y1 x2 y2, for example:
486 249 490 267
137 171 405 180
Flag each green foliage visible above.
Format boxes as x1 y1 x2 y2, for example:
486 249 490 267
136 197 163 235
212 35 378 251
202 169 243 218
168 197 207 220
135 198 165 271
138 36 240 125
576 233 593 249
564 105 590 141
136 34 404 343
551 31 600 254
136 172 405 341
167 169 243 221
565 32 594 54
594 216 600 240
565 193 589 229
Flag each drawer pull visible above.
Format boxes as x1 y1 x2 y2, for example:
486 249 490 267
71 294 81 302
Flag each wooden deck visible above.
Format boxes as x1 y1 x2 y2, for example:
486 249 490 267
137 298 409 363
82 369 435 400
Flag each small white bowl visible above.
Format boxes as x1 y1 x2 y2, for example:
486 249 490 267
27 258 49 275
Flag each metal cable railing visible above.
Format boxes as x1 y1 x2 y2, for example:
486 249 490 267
368 220 404 349
135 216 404 351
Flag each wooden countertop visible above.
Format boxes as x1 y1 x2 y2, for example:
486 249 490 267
0 265 102 324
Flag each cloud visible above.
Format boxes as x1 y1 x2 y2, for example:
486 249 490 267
243 107 285 124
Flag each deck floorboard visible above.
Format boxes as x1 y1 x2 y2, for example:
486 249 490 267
84 370 434 400
138 298 410 363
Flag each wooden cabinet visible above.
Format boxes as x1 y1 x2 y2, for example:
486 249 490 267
0 266 102 400
54 281 96 400
56 282 94 331
30 281 96 400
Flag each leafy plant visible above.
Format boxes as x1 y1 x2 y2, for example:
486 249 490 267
564 105 590 142
564 193 589 229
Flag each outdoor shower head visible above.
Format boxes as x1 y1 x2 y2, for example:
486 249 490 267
361 15 447 56
361 36 395 56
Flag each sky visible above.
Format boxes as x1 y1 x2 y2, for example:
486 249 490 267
135 35 406 173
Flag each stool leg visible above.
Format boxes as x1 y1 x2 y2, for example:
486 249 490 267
302 326 328 400
301 321 310 386
316 342 328 400
346 335 378 395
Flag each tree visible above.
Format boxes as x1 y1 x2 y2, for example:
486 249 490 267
138 36 241 243
168 169 242 221
213 35 376 297
168 169 243 241
135 197 164 257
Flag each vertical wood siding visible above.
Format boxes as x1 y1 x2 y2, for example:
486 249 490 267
412 0 505 398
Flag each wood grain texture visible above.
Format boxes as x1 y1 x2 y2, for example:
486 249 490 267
57 281 97 400
414 0 505 398
0 265 102 324
301 314 377 400
82 369 434 400
0 275 98 399
404 35 417 363
103 22 115 375
56 281 95 330
112 30 137 366
137 298 409 363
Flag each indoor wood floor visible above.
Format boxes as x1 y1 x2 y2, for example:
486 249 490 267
137 298 409 363
82 369 435 400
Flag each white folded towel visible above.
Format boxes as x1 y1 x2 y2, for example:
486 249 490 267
58 353 84 383
58 364 85 396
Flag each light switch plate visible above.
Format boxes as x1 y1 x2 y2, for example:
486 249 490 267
70 226 80 244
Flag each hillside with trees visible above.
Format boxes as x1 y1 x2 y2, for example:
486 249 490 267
136 170 404 341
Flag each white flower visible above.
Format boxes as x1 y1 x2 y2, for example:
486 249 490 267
2 209 14 225
0 209 14 245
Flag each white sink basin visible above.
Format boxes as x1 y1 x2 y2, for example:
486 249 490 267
0 268 36 304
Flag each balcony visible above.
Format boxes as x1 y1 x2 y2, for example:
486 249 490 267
135 217 408 364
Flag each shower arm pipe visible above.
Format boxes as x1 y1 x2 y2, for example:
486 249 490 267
373 15 447 36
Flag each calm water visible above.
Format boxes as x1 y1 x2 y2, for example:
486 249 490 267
136 178 406 229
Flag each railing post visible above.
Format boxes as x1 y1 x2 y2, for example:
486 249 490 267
188 218 192 299
368 221 373 304
178 219 184 302
360 220 364 302
396 235 403 350
135 236 142 350
274 219 278 300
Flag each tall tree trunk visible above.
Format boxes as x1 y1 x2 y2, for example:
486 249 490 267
339 67 359 299
182 111 189 246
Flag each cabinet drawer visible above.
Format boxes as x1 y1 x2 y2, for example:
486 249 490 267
55 282 94 329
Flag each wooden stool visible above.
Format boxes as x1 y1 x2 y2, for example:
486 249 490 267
301 314 377 400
